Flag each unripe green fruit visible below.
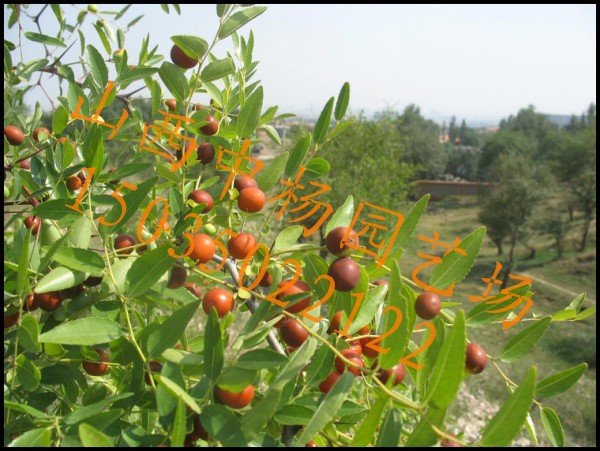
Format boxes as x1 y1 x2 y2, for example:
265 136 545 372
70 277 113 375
88 4 99 13
4 185 9 199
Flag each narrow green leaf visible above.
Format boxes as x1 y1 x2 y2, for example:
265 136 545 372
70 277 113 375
17 228 30 295
159 62 188 101
171 399 186 447
294 372 354 446
255 151 288 192
146 300 200 358
551 309 577 321
575 305 596 320
285 133 311 177
261 124 281 145
201 57 235 82
87 45 108 89
66 213 93 249
4 400 47 419
34 266 87 293
155 374 200 413
204 309 223 380
32 199 82 220
500 317 552 362
305 337 336 386
52 248 104 275
82 125 104 173
313 97 334 144
117 67 158 86
537 363 587 399
93 24 111 54
218 6 268 39
325 195 354 235
351 393 388 446
237 349 288 370
396 194 429 249
126 246 173 297
347 284 386 335
171 35 208 60
430 226 486 293
376 408 402 447
567 292 586 312
202 405 245 446
334 82 350 121
305 157 329 177
481 367 537 446
540 407 565 447
8 428 52 447
237 86 263 138
425 310 466 408
25 31 66 47
202 81 223 107
63 393 133 425
38 317 122 345
79 423 113 447
15 354 41 391
380 263 415 370
274 405 314 426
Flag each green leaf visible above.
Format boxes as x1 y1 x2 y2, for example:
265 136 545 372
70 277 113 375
304 157 329 177
567 292 586 312
17 228 30 295
334 82 350 121
536 363 587 399
575 305 596 320
237 86 263 138
237 349 289 370
430 226 486 293
63 393 133 425
325 195 354 235
202 405 245 446
159 62 188 101
66 213 93 249
347 284 386 335
100 177 159 234
4 400 47 419
540 407 565 447
285 133 311 177
217 367 257 392
52 248 104 275
396 194 429 249
376 408 402 447
255 151 288 192
261 124 281 145
52 105 69 135
380 263 415 370
551 309 577 321
32 199 82 220
274 405 314 426
425 310 466 408
146 300 201 358
87 45 108 89
218 6 268 39
481 367 537 446
171 399 186 448
82 125 104 173
15 354 41 391
155 374 200 413
79 423 113 447
294 372 354 446
203 81 223 107
8 428 52 447
18 315 41 353
500 317 552 362
25 31 66 47
305 338 336 386
171 35 208 60
201 58 235 82
117 67 158 86
38 317 122 345
351 393 388 446
126 246 173 297
405 406 447 447
313 97 334 144
204 309 224 380
34 266 87 293
272 226 304 254
466 289 527 327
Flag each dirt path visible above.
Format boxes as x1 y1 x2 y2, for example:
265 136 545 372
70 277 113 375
521 272 596 305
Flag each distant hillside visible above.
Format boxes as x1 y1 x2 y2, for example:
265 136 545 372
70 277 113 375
544 114 573 127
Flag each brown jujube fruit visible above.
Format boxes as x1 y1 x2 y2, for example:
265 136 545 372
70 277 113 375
216 384 254 409
280 318 308 348
170 45 198 69
415 291 441 320
200 115 219 136
276 280 311 313
82 348 109 376
202 288 234 318
165 99 177 111
227 233 257 260
4 126 24 146
327 257 360 292
465 342 488 374
66 175 82 191
319 372 342 394
234 175 258 192
24 216 41 235
237 187 265 213
334 349 364 376
258 271 273 287
167 265 187 289
188 190 214 213
34 291 62 311
188 234 215 263
377 362 406 385
197 143 215 164
114 234 137 255
33 127 51 141
4 312 19 328
326 226 359 255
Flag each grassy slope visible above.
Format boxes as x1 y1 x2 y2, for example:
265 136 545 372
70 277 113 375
397 195 596 447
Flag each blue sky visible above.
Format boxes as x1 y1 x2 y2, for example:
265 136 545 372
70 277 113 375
4 4 597 125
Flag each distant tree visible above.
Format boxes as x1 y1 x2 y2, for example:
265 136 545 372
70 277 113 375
444 145 480 181
478 151 549 264
478 129 535 180
394 104 446 178
536 212 572 258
